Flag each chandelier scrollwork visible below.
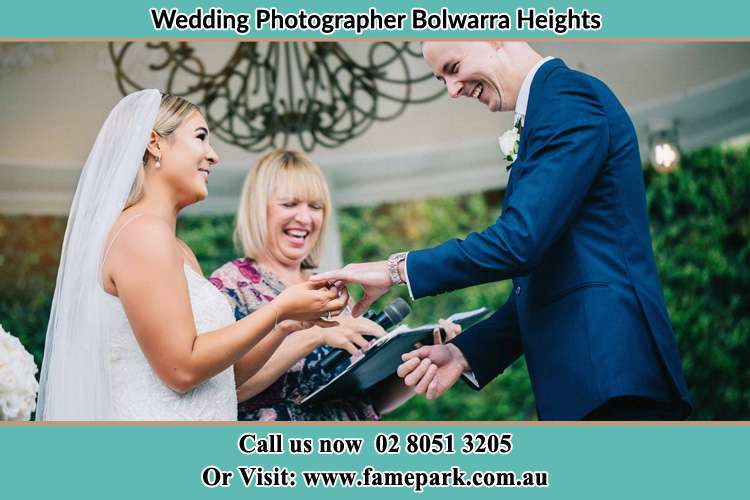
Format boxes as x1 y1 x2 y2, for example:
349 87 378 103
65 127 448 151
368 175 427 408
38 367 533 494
109 42 444 152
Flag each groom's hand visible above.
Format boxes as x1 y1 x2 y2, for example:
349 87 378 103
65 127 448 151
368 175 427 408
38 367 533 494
397 344 470 400
311 261 393 317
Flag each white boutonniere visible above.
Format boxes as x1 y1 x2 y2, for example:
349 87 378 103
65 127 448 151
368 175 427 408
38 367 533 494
499 116 523 164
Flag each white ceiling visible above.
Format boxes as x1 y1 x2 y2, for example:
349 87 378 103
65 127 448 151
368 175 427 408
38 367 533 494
1 41 750 215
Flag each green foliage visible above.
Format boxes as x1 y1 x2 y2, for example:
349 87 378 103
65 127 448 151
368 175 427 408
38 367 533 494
1 144 748 420
0 216 65 369
176 215 236 275
645 146 750 419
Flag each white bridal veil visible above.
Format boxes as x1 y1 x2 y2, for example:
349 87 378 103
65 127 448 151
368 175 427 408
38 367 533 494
36 89 161 420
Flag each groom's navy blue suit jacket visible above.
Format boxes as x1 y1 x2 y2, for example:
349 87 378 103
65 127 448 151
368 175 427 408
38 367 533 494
407 59 691 420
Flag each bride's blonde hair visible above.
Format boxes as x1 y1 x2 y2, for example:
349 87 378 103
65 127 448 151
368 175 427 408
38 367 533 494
124 93 200 208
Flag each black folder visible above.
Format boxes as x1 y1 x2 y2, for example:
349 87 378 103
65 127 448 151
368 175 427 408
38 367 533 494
301 307 491 405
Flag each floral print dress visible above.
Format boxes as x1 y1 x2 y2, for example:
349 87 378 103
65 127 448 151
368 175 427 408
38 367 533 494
210 258 380 421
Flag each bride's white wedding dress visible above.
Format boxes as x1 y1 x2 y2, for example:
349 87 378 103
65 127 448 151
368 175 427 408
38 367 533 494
36 90 240 421
104 263 238 421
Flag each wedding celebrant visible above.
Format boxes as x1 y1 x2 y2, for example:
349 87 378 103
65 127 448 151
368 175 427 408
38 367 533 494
313 42 692 421
209 149 462 420
36 91 347 421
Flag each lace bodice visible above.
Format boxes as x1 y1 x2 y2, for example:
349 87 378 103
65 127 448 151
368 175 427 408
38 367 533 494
106 264 237 421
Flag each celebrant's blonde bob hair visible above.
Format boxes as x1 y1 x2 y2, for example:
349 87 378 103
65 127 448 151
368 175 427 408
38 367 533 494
235 149 332 269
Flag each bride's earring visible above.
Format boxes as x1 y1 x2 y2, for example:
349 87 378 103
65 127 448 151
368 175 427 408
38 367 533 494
155 155 161 169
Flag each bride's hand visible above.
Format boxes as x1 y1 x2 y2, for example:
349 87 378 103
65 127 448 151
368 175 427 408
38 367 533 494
275 317 339 336
274 281 349 322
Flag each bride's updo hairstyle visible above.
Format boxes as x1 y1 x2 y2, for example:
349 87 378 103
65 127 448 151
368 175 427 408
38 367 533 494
125 93 200 208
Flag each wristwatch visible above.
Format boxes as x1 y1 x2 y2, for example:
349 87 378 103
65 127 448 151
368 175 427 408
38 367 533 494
387 251 408 286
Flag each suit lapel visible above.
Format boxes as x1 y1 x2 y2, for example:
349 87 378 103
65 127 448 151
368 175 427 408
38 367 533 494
516 121 528 163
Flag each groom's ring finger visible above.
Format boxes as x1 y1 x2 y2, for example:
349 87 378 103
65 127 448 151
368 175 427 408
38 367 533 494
324 297 346 312
325 304 346 316
334 288 349 303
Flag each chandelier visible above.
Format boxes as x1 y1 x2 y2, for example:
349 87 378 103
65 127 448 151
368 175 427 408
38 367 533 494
109 42 443 152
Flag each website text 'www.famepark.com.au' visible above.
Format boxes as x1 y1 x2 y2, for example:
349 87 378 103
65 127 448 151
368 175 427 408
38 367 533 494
203 465 550 493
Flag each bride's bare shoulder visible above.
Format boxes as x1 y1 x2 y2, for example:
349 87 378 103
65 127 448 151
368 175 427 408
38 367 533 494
113 210 170 239
104 213 180 268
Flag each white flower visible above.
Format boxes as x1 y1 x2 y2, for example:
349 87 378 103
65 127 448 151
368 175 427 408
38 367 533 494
499 116 522 163
498 129 520 162
0 323 39 421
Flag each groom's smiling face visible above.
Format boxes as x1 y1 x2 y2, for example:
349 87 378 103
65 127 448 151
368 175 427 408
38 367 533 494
422 41 511 112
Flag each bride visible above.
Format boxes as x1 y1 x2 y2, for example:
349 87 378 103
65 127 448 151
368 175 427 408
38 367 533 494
36 89 347 421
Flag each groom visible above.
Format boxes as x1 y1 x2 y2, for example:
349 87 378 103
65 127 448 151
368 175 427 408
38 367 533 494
314 42 691 420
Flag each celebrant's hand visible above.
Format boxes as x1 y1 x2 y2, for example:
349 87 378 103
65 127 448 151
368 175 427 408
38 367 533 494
314 316 387 355
413 318 462 350
396 343 469 400
432 318 461 345
310 261 394 317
